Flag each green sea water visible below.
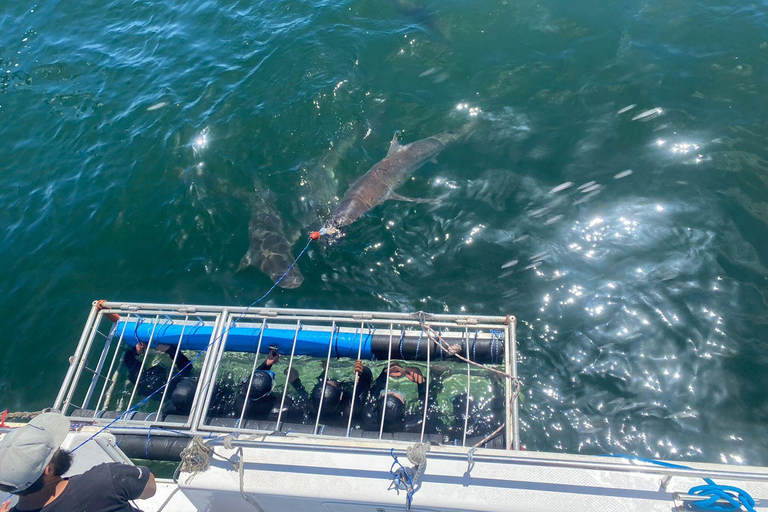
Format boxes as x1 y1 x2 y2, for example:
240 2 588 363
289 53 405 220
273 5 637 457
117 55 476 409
2 0 768 466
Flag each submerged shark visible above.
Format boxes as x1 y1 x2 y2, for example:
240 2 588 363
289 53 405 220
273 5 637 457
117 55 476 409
238 188 304 289
323 120 477 236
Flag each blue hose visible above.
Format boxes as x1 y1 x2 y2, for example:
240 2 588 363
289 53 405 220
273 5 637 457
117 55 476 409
603 454 757 512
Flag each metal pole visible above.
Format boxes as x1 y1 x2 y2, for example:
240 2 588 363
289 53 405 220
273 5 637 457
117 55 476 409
94 317 130 417
55 301 101 410
189 311 227 432
506 318 519 450
239 319 267 428
379 327 396 439
276 320 301 430
98 301 509 326
420 323 432 443
126 315 160 413
198 311 234 428
462 328 471 447
314 321 337 435
82 324 117 410
157 316 188 418
346 322 366 436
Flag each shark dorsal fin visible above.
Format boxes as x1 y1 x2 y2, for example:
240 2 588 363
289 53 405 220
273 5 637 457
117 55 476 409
387 131 404 157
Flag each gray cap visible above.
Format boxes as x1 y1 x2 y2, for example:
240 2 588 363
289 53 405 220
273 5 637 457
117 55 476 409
0 413 70 493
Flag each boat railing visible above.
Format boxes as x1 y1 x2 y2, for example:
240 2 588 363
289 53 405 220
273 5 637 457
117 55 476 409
54 300 519 450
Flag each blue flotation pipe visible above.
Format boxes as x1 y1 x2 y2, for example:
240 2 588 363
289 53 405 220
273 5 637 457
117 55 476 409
112 319 505 364
114 320 374 359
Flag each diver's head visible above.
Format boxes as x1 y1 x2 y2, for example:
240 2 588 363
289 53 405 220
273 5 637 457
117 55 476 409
136 365 169 397
247 370 275 401
380 390 406 429
171 378 197 413
311 379 343 416
451 393 475 420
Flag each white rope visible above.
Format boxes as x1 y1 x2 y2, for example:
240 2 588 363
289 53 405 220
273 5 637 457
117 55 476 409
179 436 213 475
390 442 429 512
407 442 430 485
232 447 267 512
155 487 180 512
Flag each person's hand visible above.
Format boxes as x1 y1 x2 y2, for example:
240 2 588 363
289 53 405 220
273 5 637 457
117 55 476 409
388 364 404 378
286 367 298 383
135 342 147 355
265 350 280 367
96 299 120 322
157 344 171 353
354 359 364 375
404 367 424 384
1 499 12 512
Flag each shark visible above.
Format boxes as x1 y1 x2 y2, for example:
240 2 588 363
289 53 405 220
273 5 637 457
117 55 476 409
237 188 304 289
323 120 477 236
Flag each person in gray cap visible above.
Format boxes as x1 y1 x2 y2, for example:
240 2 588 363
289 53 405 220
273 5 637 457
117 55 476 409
0 412 156 511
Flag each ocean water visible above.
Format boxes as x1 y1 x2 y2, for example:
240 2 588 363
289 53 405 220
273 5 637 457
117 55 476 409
1 0 768 466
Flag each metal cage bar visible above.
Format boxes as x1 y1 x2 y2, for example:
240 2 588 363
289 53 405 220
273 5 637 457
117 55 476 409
379 326 396 440
54 302 101 411
126 315 160 413
189 311 228 431
462 327 472 447
238 319 268 428
346 322 366 436
82 323 117 410
275 320 302 430
314 321 337 435
156 316 189 418
93 317 131 416
420 323 432 443
507 318 519 450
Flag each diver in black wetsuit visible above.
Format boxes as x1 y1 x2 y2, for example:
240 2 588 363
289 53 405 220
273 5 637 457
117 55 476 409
360 364 435 433
233 349 285 420
287 360 373 426
169 349 283 418
123 342 192 398
433 372 507 444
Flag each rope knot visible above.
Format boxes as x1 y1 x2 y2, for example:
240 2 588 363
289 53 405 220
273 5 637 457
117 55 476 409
179 436 213 475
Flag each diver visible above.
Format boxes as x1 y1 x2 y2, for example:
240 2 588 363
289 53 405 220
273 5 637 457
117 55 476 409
233 348 286 420
169 349 282 418
123 341 192 399
360 364 435 433
434 371 507 443
287 360 373 425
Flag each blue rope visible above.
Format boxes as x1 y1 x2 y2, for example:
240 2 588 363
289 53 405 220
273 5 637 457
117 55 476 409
399 330 406 359
491 330 504 364
389 448 416 510
603 455 757 512
145 426 153 459
415 330 423 360
249 238 312 305
133 316 144 343
72 238 314 453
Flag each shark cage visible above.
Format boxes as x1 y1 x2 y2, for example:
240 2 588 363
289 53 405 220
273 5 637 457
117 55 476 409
54 301 520 461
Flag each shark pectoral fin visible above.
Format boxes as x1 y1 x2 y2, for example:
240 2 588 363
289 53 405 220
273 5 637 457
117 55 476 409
386 131 403 157
388 192 439 204
236 250 256 273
